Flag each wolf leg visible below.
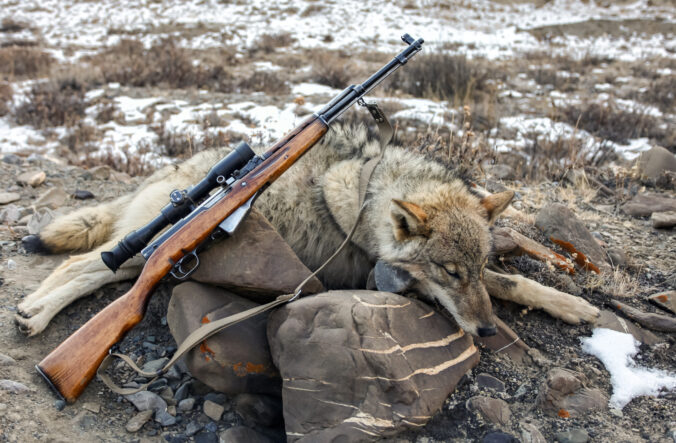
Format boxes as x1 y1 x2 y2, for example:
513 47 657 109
484 270 599 324
16 242 143 336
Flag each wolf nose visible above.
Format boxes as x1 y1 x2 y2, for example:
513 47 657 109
477 326 497 337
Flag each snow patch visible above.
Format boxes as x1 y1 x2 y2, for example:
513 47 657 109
581 328 676 409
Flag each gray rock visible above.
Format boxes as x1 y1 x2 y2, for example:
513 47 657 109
607 247 628 268
204 393 228 405
6 259 16 271
167 282 281 396
555 428 589 443
125 391 167 413
195 431 219 443
186 421 204 437
82 402 100 413
34 187 68 209
165 365 182 381
27 208 54 235
0 192 20 205
649 291 676 314
483 431 519 442
178 398 195 412
535 203 608 269
218 426 273 443
486 164 516 180
143 358 169 374
622 193 676 217
204 400 225 422
477 373 506 392
126 410 154 433
54 400 66 411
520 422 547 443
466 396 512 426
72 189 95 200
234 394 282 427
86 165 113 180
174 382 191 402
635 146 676 179
652 211 676 229
593 310 660 345
0 379 32 393
0 204 20 224
155 409 177 427
268 290 479 441
2 154 22 165
536 368 607 417
17 170 46 187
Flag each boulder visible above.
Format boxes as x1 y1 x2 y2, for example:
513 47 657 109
0 192 20 205
466 396 511 426
190 209 324 302
536 368 607 417
167 282 281 396
635 146 676 180
268 290 479 442
621 193 676 218
651 211 676 229
34 187 68 210
592 310 660 345
648 290 676 314
535 203 608 270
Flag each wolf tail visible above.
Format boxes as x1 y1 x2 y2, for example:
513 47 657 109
23 198 124 254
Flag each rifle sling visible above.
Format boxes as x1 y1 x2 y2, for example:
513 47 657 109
98 104 394 396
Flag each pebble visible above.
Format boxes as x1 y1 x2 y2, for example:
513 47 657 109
0 204 20 224
34 187 68 209
17 170 46 187
194 431 218 443
466 396 511 426
27 209 54 235
0 379 32 393
203 399 224 422
204 392 227 405
0 353 16 366
156 409 177 427
178 398 195 412
555 429 590 443
0 192 20 205
477 373 506 392
204 422 218 433
609 408 623 418
72 189 95 200
6 259 16 271
520 422 546 443
160 386 175 402
143 357 169 374
514 383 529 399
82 402 100 413
2 154 23 165
126 410 154 433
167 405 177 416
165 365 182 381
174 382 191 402
185 421 204 437
483 431 519 443
54 400 66 411
125 391 167 412
652 211 676 229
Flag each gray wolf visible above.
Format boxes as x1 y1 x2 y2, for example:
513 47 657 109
16 124 599 336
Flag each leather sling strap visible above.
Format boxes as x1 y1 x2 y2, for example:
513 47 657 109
98 103 394 395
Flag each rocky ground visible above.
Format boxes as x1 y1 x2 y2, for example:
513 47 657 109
1 0 675 441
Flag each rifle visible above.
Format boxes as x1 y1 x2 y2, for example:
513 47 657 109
37 34 424 403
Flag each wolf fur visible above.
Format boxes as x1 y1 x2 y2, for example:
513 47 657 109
16 124 599 336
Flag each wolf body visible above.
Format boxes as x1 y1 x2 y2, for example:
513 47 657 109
16 124 599 336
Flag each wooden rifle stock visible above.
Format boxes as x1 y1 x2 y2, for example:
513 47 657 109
37 116 328 403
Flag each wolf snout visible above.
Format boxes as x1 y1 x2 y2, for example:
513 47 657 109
477 325 497 337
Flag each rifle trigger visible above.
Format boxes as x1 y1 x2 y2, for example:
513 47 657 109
170 249 200 280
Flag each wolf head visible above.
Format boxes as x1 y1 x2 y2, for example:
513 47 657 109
374 181 514 337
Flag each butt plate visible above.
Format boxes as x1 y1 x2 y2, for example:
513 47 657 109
36 364 67 403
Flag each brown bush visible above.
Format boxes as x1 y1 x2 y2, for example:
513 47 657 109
92 38 233 91
311 52 350 88
639 75 675 113
559 101 663 145
300 4 325 16
0 18 29 33
14 78 87 128
251 33 295 54
61 122 100 154
0 82 12 116
385 53 490 104
0 46 53 78
152 120 238 159
238 71 289 95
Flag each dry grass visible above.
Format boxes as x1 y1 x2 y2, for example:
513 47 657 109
386 53 491 104
151 120 240 159
14 78 87 128
300 4 325 16
639 75 675 113
0 82 12 117
92 38 233 91
310 52 351 88
0 46 53 79
238 71 289 95
559 101 664 145
250 33 295 54
0 18 29 33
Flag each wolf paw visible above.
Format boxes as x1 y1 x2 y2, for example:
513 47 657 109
15 303 49 336
22 235 50 254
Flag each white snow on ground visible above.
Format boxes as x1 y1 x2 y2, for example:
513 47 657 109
581 328 676 409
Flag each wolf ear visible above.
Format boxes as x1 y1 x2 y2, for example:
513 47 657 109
480 190 515 224
374 260 415 293
390 199 429 241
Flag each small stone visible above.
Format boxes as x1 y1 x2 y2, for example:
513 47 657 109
520 422 546 443
514 384 529 399
34 187 68 209
635 146 676 179
6 259 16 271
205 422 218 433
483 431 519 443
185 421 203 437
0 204 20 224
609 408 623 418
0 379 32 393
143 357 169 374
466 396 511 426
477 373 506 392
204 392 228 405
82 402 100 413
54 400 66 411
0 192 20 205
218 426 273 443
0 353 16 366
86 165 113 180
555 428 589 443
27 208 54 235
2 154 23 165
204 400 225 422
17 170 46 187
155 409 177 427
126 410 154 433
622 193 676 218
72 189 95 200
148 378 168 391
168 405 177 416
195 431 218 443
125 391 167 412
178 398 195 412
160 386 175 402
652 211 676 229
165 365 182 381
649 291 676 314
174 382 191 402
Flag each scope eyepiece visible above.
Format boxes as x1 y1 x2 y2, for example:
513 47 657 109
101 142 256 272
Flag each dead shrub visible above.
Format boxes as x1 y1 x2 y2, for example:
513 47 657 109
0 46 53 78
311 52 350 88
0 18 29 33
14 78 87 128
61 122 100 154
152 121 238 159
251 33 295 54
300 4 325 16
531 68 579 91
386 53 490 104
0 82 12 116
559 101 663 145
238 71 289 95
92 38 233 91
95 100 120 124
639 75 676 113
